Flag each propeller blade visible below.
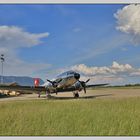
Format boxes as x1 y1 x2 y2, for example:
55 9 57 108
47 79 62 88
79 79 90 94
83 86 86 93
85 79 90 83
47 79 53 84
57 79 62 83
47 79 57 87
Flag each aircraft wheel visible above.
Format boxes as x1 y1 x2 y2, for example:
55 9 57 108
38 92 41 98
73 93 79 98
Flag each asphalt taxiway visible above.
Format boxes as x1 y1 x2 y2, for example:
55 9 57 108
0 88 140 101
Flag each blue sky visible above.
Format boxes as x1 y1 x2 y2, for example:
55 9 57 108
0 4 140 85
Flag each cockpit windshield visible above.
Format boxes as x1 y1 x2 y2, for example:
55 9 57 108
57 70 76 78
66 70 75 75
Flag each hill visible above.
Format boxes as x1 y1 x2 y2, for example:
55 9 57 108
0 76 44 86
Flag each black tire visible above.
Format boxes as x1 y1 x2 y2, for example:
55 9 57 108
74 93 79 98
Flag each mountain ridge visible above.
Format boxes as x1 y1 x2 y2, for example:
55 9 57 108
0 76 44 86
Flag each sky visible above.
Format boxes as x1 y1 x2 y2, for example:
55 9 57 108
0 4 140 85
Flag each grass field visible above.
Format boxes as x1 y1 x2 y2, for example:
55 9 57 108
0 96 140 136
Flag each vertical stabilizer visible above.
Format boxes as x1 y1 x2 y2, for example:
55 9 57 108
34 78 40 87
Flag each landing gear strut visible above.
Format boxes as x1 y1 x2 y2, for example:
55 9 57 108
46 94 52 98
46 91 52 98
38 92 41 98
73 92 79 98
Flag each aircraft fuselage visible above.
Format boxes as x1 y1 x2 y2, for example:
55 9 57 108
44 70 80 93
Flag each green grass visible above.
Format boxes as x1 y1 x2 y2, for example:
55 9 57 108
0 97 140 136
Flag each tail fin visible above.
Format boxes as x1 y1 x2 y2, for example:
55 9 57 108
34 78 40 87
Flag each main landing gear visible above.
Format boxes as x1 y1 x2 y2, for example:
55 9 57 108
73 92 79 98
46 91 52 98
38 92 41 98
37 91 52 98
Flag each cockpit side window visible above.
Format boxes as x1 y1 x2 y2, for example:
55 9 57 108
67 71 75 75
57 70 76 78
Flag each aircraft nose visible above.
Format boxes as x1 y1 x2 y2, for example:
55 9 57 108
74 73 80 80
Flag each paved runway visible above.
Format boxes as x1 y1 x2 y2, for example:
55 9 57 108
0 88 140 101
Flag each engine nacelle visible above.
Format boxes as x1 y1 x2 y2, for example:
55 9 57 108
73 81 83 91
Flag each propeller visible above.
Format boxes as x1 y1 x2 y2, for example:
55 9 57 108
47 79 62 88
79 79 90 93
47 79 62 95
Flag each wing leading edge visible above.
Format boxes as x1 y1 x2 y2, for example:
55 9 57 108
57 83 109 92
0 85 46 93
0 83 108 94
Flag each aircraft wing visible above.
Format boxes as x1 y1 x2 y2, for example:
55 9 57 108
56 83 109 92
0 83 108 94
0 85 67 93
0 85 46 93
85 83 109 88
0 85 70 94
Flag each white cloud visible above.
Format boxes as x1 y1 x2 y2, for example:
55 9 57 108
71 61 133 76
79 74 124 85
69 61 140 85
0 25 49 51
130 70 140 76
114 4 140 45
0 25 50 79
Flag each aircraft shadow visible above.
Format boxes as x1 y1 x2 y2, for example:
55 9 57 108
0 94 19 99
46 94 112 100
0 94 10 98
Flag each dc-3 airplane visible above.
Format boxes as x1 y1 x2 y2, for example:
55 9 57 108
0 70 108 98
